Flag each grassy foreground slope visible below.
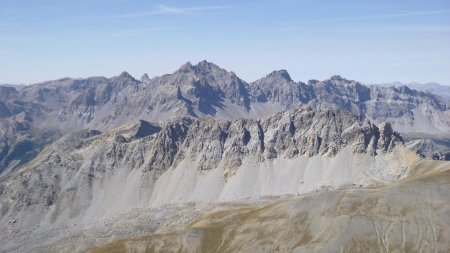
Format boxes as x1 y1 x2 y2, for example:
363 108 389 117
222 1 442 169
91 160 450 253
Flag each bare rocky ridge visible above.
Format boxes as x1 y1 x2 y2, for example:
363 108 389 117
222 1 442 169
1 62 448 136
403 133 450 160
0 61 449 173
375 81 450 100
0 107 415 252
250 70 314 106
0 113 61 176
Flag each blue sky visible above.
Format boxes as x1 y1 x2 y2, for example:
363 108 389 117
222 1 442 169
1 0 449 84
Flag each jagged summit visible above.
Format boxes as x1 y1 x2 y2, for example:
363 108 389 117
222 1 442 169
18 61 448 134
196 60 222 70
330 74 346 81
179 61 194 72
113 71 137 83
306 79 319 85
373 82 450 100
395 85 416 95
177 60 226 75
266 70 292 82
114 119 162 141
118 71 133 78
140 73 150 83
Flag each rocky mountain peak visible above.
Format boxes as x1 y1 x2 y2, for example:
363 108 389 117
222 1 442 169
396 85 415 95
307 79 320 85
330 75 346 81
179 61 194 73
140 73 150 83
177 60 226 76
267 70 292 82
116 120 162 141
133 120 161 136
119 71 132 78
196 60 222 71
0 86 18 101
114 71 136 82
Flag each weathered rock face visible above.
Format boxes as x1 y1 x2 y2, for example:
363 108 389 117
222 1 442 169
0 113 61 175
403 133 450 160
0 108 406 237
249 70 314 106
250 73 449 134
375 81 450 100
305 76 371 115
180 108 402 181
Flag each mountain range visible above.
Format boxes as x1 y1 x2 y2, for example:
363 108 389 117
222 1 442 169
1 61 449 174
375 81 450 100
0 107 433 252
1 61 450 252
2 61 449 133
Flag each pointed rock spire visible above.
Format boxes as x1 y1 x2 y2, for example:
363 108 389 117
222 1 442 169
179 62 194 72
113 71 137 83
141 73 150 83
330 75 345 81
118 71 133 79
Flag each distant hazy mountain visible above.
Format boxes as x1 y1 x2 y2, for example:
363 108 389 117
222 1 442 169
0 83 26 91
375 81 450 100
1 61 448 134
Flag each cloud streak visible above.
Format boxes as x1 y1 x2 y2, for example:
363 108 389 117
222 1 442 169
157 5 230 14
103 4 232 18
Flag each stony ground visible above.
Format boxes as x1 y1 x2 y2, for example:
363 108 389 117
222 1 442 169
89 159 450 253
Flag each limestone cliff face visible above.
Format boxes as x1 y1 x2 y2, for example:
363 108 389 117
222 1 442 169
181 108 401 174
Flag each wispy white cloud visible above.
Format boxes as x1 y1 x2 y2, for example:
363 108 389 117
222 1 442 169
104 10 159 18
157 4 230 14
102 4 232 18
